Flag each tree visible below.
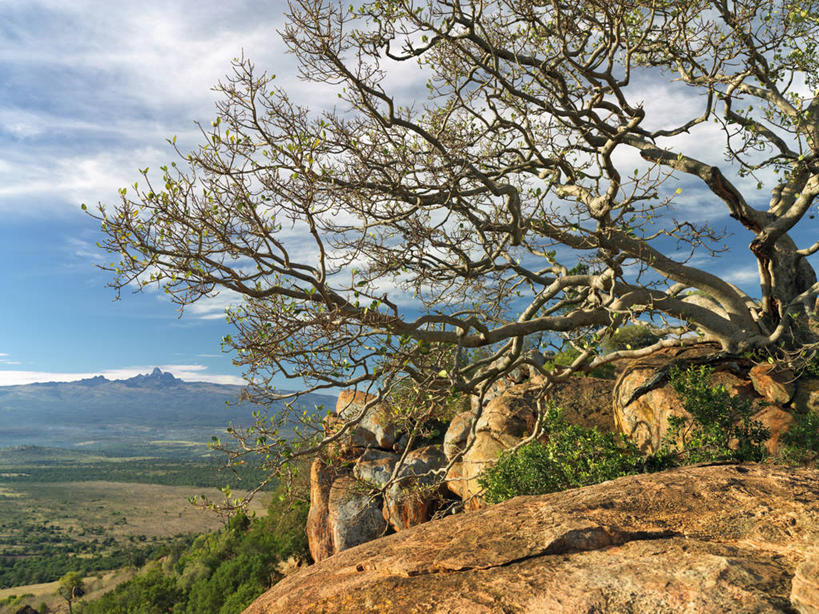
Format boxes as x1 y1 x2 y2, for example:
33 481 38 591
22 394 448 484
57 571 84 614
91 0 819 494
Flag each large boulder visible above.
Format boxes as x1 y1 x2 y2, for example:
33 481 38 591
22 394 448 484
794 378 819 415
353 448 398 487
305 459 337 563
333 390 396 450
749 363 796 405
457 381 539 507
327 476 388 553
452 377 614 509
446 376 616 504
244 463 819 614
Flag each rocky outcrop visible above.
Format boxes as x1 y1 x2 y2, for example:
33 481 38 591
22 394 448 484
308 391 450 561
245 463 819 614
327 476 388 552
749 363 796 405
612 345 811 455
455 381 539 507
382 445 447 532
333 390 396 450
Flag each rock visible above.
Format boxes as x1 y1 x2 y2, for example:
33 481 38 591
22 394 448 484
752 405 795 455
749 364 796 405
794 378 819 415
443 409 476 462
305 459 337 563
443 409 476 499
328 476 388 552
613 345 776 453
14 607 39 614
445 460 467 498
458 381 540 507
353 449 398 487
791 548 819 614
450 376 616 505
392 433 409 454
333 390 396 450
548 376 616 432
383 445 447 532
244 464 819 614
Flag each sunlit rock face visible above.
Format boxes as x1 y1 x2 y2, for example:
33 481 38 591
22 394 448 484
246 464 819 614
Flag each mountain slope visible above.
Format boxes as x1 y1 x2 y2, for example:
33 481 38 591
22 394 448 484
0 369 335 453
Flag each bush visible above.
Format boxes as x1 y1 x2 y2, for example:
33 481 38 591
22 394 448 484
655 365 769 465
477 407 643 504
600 325 660 354
779 410 819 466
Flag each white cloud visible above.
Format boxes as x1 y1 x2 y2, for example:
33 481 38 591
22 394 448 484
0 0 291 216
0 364 244 386
723 266 761 285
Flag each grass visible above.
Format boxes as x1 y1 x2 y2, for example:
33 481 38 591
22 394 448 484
0 568 137 614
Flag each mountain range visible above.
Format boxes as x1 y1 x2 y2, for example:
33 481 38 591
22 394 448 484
0 369 336 455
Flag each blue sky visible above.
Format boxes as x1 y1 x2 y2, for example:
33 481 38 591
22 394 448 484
0 0 295 385
0 2 816 387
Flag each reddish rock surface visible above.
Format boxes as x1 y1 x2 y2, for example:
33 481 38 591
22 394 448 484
245 464 819 614
304 459 337 563
749 364 796 405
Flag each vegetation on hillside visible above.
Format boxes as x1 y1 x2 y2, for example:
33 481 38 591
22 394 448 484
76 488 308 614
0 455 270 590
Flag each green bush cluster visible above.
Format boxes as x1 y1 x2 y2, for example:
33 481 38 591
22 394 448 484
779 409 819 466
478 407 643 504
76 491 308 614
655 365 770 465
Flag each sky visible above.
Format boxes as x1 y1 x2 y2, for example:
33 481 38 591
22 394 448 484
0 2 816 387
0 0 297 386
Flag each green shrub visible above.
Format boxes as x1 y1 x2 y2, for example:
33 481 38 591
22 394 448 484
600 325 660 354
477 407 643 504
779 410 819 466
654 365 769 465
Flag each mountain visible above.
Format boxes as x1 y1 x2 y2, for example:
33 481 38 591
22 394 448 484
0 369 336 455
